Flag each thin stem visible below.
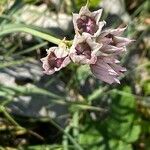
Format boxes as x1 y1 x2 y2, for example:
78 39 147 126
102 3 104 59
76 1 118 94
49 118 83 150
13 41 48 56
0 24 62 45
73 111 79 139
63 125 72 150
0 106 44 141
0 106 22 128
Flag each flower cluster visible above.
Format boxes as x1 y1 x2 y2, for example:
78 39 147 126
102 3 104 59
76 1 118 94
41 5 132 84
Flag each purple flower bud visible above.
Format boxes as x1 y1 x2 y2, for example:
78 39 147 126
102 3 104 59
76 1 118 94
41 45 71 75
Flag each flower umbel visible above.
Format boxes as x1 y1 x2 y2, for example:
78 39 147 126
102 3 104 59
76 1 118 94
41 44 70 75
41 5 133 84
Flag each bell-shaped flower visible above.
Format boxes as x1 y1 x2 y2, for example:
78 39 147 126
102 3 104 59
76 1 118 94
69 33 102 64
40 44 71 75
97 27 133 55
90 56 126 84
73 5 105 36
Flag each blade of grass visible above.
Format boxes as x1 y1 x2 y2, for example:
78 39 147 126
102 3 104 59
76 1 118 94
87 85 109 102
0 0 24 25
0 83 106 112
0 105 23 128
0 57 32 68
49 118 84 150
12 41 48 56
0 84 62 99
0 23 62 45
63 125 72 150
72 111 79 139
5 43 20 56
0 105 44 141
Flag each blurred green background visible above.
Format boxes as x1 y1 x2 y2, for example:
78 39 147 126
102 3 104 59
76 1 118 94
0 0 149 150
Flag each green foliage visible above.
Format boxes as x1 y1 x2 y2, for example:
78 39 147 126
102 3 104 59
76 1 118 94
105 87 138 138
78 86 141 150
76 65 90 83
76 0 101 9
0 0 7 5
142 80 150 96
23 0 38 4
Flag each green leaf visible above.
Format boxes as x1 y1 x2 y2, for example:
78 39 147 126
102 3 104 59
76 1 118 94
26 144 64 150
92 139 132 150
99 86 141 144
122 125 141 143
0 24 61 45
79 127 103 150
107 140 132 150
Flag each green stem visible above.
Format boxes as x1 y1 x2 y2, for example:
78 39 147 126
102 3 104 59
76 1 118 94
0 105 44 140
49 118 83 150
13 41 48 56
0 106 23 128
0 24 62 45
63 125 72 150
73 111 79 139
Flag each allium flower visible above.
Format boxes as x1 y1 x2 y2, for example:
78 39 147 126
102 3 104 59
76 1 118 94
69 33 102 64
90 56 126 84
73 5 105 36
40 4 133 85
41 44 70 75
97 27 133 54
